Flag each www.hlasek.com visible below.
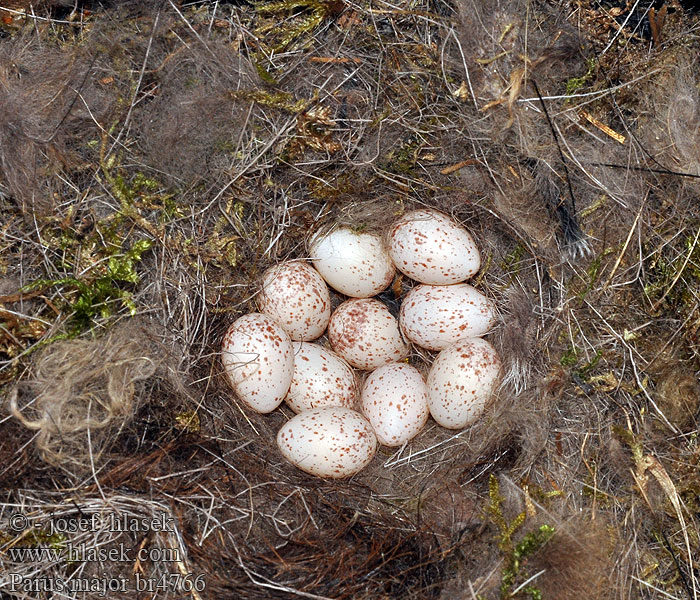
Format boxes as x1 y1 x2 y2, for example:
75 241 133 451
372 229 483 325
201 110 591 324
8 542 182 563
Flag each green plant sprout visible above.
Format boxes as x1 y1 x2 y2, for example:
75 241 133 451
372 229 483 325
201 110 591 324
559 343 603 381
254 0 341 53
565 57 596 96
484 475 555 600
24 239 152 332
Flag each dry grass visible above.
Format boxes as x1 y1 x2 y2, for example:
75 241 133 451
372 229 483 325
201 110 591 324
0 0 699 598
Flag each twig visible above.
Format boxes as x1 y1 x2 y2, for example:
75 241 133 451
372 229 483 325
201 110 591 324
599 0 643 56
588 163 700 179
662 530 694 600
602 196 646 291
531 79 578 224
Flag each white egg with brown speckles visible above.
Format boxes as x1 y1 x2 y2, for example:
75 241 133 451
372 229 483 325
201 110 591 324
399 284 496 351
285 342 357 413
360 363 429 447
221 313 294 414
309 227 395 298
389 209 480 284
427 337 501 429
257 260 331 341
277 407 377 478
328 298 409 370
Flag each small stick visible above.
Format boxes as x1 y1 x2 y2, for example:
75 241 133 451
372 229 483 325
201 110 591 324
309 57 362 64
649 5 668 48
532 79 578 218
589 162 700 179
661 530 693 600
0 288 46 304
601 197 645 292
440 159 479 175
579 110 626 144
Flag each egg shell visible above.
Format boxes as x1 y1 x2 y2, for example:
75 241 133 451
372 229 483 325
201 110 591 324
360 363 429 446
399 284 497 351
285 342 357 413
257 260 331 341
277 407 377 478
388 209 481 284
328 298 409 370
221 313 294 414
426 337 501 429
309 228 395 298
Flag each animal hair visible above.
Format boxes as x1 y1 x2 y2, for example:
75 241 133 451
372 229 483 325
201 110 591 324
7 322 158 474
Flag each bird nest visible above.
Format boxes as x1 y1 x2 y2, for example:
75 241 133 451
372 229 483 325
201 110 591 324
1 0 699 598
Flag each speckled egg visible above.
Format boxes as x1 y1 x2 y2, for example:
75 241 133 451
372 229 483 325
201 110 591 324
360 363 429 447
257 260 331 341
388 209 480 284
221 313 294 414
277 407 377 478
328 298 409 370
309 227 395 298
399 284 497 351
285 342 357 413
427 337 501 429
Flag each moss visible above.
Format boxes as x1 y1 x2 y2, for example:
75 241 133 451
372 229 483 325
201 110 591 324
26 238 153 333
483 475 555 600
175 410 201 434
565 57 596 96
383 135 424 176
560 345 578 367
0 527 67 553
254 0 343 53
644 228 700 314
308 172 358 200
235 89 310 113
501 243 526 283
